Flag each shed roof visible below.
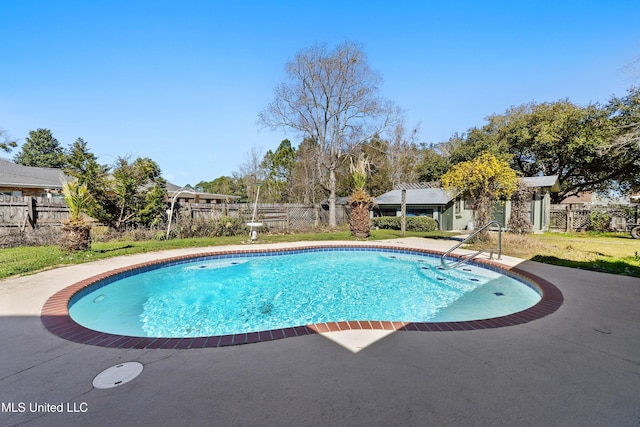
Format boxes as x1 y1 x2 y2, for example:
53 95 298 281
0 158 68 189
375 188 455 206
521 175 560 192
376 175 560 205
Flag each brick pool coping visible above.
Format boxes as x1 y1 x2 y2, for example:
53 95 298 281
41 244 564 349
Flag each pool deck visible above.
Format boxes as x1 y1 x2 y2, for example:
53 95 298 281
1 237 639 426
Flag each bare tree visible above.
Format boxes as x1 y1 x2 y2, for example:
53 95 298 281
259 41 401 227
289 138 323 203
237 145 265 203
613 56 640 152
387 123 421 187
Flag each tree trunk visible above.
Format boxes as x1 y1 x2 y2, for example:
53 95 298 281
474 192 492 241
349 201 371 238
60 219 92 252
328 166 337 228
401 189 406 237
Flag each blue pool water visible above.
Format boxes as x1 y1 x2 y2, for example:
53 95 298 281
69 249 541 338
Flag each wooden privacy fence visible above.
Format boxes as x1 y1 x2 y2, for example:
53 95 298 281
0 196 350 231
178 202 348 230
0 195 69 229
549 204 639 232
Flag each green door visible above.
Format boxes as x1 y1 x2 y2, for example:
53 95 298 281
442 205 453 230
492 201 506 227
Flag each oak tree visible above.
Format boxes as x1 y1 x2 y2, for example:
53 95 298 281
259 41 400 227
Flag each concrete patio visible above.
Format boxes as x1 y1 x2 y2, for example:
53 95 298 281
1 238 639 426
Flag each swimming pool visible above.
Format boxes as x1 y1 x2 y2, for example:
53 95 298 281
42 245 564 349
42 245 562 348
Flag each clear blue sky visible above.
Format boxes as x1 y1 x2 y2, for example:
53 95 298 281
1 0 639 186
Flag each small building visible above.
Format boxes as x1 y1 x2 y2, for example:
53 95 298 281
0 158 240 203
166 182 241 204
374 187 457 229
374 175 560 232
0 158 69 198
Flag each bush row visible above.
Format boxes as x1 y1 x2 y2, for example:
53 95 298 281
371 216 438 232
170 214 250 239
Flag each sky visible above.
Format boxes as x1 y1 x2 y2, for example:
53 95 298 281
1 0 639 186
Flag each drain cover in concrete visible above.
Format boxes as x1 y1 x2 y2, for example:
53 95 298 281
93 362 143 389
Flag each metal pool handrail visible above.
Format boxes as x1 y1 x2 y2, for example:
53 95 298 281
440 220 502 269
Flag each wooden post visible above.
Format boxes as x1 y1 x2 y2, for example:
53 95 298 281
28 197 37 229
401 189 406 237
314 204 320 228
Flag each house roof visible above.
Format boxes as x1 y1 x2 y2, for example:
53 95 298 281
166 182 241 201
375 188 455 206
560 192 593 204
0 158 69 189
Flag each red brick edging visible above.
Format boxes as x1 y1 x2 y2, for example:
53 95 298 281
41 245 564 349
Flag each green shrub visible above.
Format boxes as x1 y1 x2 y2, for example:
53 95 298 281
407 216 438 232
372 216 437 232
371 216 402 230
174 214 248 238
588 210 611 232
212 216 247 237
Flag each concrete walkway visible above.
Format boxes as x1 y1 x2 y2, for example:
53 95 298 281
1 238 639 426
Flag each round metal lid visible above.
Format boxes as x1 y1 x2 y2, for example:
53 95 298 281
93 362 144 389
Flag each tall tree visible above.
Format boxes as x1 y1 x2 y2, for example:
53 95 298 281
259 41 400 227
387 124 422 187
604 86 640 193
289 138 324 203
415 143 450 183
237 146 266 203
442 128 511 166
360 135 392 197
195 176 246 201
446 100 637 202
14 128 67 168
111 157 167 230
500 101 631 201
65 138 112 224
261 139 297 202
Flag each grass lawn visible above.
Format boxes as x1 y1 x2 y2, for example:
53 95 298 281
1 229 638 280
0 229 440 280
527 232 640 277
471 232 640 277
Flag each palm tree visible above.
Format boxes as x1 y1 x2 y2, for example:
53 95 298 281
349 154 374 238
60 180 93 252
